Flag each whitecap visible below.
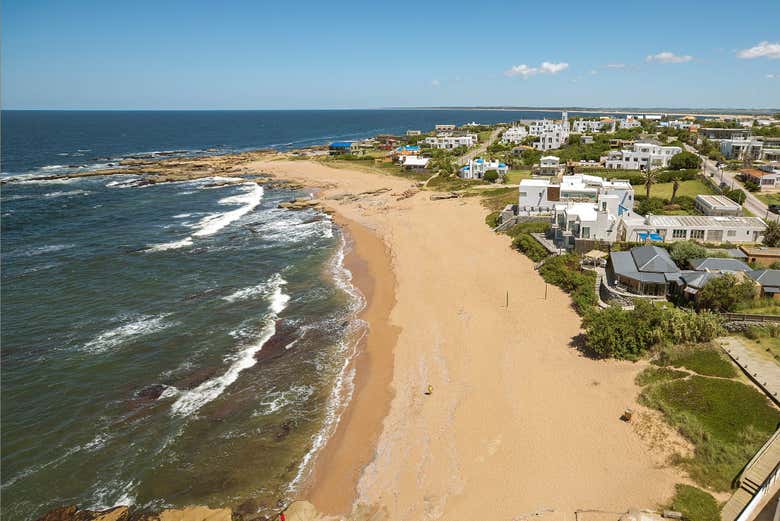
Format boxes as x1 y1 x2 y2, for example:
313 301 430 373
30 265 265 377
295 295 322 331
145 237 194 252
192 184 264 237
81 314 174 354
170 275 289 417
222 273 287 304
253 385 315 416
43 190 91 198
17 244 75 257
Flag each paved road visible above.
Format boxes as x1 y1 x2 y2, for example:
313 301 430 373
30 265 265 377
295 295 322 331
719 336 780 405
459 127 503 166
685 144 778 221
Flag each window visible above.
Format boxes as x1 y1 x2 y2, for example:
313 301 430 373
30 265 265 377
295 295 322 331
690 230 705 240
582 226 590 238
672 229 687 239
727 230 736 237
519 192 527 197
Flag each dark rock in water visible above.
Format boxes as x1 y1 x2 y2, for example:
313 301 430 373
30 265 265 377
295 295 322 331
174 366 220 390
234 498 267 518
183 287 221 301
275 419 295 441
254 321 299 362
35 505 130 521
135 384 166 401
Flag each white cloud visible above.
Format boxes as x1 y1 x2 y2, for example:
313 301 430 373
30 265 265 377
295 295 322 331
431 79 440 87
767 73 778 79
646 51 693 64
605 63 626 69
738 41 780 59
504 61 569 78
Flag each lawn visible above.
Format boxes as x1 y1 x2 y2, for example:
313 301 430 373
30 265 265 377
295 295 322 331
646 179 716 199
639 344 780 491
654 343 737 378
666 484 720 521
503 171 532 185
756 192 780 206
476 186 519 211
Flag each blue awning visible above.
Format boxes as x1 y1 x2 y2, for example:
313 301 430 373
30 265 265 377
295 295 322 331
638 233 663 241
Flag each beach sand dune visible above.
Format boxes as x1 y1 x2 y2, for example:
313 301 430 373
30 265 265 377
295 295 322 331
249 159 684 520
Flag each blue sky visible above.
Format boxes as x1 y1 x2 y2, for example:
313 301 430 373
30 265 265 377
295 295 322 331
2 0 779 109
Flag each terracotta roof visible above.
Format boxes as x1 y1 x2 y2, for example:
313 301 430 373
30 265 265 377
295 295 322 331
741 168 770 178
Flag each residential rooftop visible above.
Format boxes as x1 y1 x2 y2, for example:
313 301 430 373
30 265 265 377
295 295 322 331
645 215 766 228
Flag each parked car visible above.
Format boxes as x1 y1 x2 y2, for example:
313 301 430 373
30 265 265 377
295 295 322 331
769 204 780 215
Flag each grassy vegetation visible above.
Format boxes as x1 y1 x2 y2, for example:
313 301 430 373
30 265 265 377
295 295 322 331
639 343 780 492
538 254 598 314
503 170 532 185
477 186 518 211
426 174 485 192
735 298 780 315
485 211 500 229
666 484 720 521
756 192 780 206
635 366 688 386
654 343 737 378
647 179 715 199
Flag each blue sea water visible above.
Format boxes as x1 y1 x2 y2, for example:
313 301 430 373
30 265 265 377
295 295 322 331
1 109 607 519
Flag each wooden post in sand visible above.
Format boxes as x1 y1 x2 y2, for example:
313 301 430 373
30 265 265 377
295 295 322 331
545 283 548 300
506 291 509 309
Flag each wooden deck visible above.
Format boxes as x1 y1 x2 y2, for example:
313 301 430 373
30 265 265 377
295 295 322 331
722 429 780 521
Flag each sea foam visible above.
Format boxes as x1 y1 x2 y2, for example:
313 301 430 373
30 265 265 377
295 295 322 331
81 314 174 354
170 274 289 417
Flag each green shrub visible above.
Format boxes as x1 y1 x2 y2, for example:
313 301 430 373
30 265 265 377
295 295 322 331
584 301 722 360
511 234 549 262
506 220 550 237
697 274 757 312
670 241 709 267
669 151 702 170
483 170 499 183
667 484 720 521
726 189 746 205
538 254 597 314
485 211 500 229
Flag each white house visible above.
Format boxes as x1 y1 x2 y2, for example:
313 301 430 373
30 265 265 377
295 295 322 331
537 155 563 176
435 124 456 132
619 215 766 244
501 126 529 144
602 142 682 170
400 155 430 172
741 167 780 191
424 134 477 149
619 116 642 129
694 195 742 216
406 130 422 136
719 138 763 160
528 112 570 151
460 158 509 179
572 119 615 133
518 174 635 214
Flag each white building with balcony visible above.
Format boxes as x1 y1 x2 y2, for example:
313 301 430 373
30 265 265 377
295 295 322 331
602 142 682 170
572 119 615 133
424 133 477 149
460 158 509 179
618 215 766 244
518 174 634 215
501 126 529 144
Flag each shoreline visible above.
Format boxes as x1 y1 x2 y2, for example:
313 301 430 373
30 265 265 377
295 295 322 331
299 214 399 515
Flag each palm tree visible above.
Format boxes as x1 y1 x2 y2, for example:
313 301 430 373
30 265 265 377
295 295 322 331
642 165 658 199
671 178 680 203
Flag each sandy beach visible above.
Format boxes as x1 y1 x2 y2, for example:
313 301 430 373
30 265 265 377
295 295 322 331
246 158 688 520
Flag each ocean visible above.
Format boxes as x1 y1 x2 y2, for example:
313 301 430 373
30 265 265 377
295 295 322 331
1 108 603 519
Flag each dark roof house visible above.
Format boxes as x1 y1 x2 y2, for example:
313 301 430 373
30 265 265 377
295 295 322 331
689 258 751 272
608 245 679 296
748 269 780 296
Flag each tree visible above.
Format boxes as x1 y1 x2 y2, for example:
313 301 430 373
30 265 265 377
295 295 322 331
697 274 757 312
764 220 780 247
483 170 499 183
642 166 658 198
669 151 702 170
671 178 680 203
670 241 708 267
428 156 456 177
725 189 746 205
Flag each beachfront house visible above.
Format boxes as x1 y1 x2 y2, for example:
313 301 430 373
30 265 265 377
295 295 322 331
535 156 564 177
527 112 570 151
460 158 508 180
741 167 780 191
328 141 359 156
501 126 529 144
392 145 421 162
406 130 422 136
602 142 682 170
619 116 642 129
694 195 743 216
424 134 477 150
618 215 766 244
400 155 430 172
607 245 679 296
518 174 634 214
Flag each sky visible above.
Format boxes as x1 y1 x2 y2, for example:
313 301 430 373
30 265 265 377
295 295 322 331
2 0 779 110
